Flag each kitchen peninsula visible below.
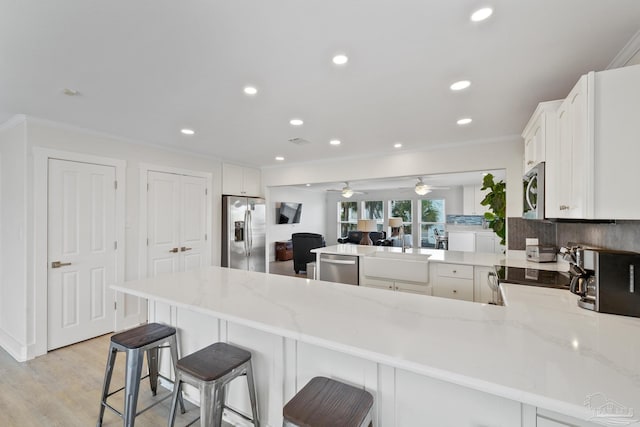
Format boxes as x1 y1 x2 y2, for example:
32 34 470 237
113 266 640 427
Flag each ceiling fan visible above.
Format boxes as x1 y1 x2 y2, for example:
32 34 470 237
412 177 450 195
326 182 366 198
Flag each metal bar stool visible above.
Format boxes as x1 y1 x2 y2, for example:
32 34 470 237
283 376 374 427
168 342 259 427
97 323 185 427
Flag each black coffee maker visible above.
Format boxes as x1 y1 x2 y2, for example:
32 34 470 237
562 245 640 317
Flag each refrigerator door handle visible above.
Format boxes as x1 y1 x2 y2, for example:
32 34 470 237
247 209 253 256
244 209 249 256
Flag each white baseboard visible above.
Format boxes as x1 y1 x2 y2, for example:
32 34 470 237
0 327 27 362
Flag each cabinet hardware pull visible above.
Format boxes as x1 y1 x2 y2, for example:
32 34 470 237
51 261 72 268
169 247 179 253
453 290 457 293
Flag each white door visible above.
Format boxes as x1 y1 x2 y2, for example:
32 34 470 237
147 171 207 277
48 159 117 350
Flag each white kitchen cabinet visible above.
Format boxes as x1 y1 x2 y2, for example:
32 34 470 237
447 231 476 252
547 75 590 219
222 163 262 196
360 277 432 295
521 100 562 174
546 65 640 219
463 185 489 216
431 263 474 302
475 231 505 254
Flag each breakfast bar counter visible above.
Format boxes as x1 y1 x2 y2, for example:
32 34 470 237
113 266 640 426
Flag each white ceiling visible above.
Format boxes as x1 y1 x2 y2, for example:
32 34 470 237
1 1 639 167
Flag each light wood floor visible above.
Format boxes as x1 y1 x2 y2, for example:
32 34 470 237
0 334 209 427
268 259 307 278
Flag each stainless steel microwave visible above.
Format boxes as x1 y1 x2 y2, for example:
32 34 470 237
523 162 545 220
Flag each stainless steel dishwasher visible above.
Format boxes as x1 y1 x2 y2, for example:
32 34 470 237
319 253 359 285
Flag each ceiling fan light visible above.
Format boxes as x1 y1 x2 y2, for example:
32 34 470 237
415 183 431 195
342 188 354 198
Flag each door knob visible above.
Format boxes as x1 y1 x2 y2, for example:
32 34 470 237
51 261 72 268
180 247 193 252
169 248 179 253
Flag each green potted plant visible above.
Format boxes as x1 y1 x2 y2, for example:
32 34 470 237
480 173 506 247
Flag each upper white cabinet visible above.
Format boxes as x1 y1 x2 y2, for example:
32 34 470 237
222 163 262 197
463 185 489 216
546 75 590 219
545 65 640 219
521 100 562 174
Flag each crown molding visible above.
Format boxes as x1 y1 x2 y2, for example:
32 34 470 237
0 114 27 131
608 30 640 69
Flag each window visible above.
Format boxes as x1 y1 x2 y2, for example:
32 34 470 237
338 201 358 238
362 200 383 231
389 199 412 237
419 199 445 248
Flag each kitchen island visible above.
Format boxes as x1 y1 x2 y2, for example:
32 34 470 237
113 266 640 427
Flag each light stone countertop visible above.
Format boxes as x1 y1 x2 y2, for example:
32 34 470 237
113 266 640 421
313 245 567 271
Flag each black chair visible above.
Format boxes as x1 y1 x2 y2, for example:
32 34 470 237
338 230 386 245
291 233 326 274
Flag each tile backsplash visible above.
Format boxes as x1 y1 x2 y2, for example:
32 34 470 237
446 215 484 226
507 217 640 252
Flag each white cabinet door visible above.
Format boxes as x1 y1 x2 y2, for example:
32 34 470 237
222 163 262 196
222 163 244 195
48 159 117 350
395 281 432 295
361 277 394 290
448 231 476 252
432 277 473 301
475 233 495 254
242 167 262 196
554 75 590 219
463 185 488 215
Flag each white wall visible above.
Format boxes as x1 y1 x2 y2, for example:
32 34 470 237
0 116 224 360
0 117 28 360
325 187 464 245
262 138 524 219
266 186 326 261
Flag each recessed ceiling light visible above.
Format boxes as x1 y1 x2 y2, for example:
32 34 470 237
450 80 471 91
62 88 80 96
243 86 258 95
329 139 341 146
181 128 195 135
275 156 285 161
394 143 403 148
306 184 311 187
457 118 473 126
471 7 493 22
289 119 304 126
332 54 349 65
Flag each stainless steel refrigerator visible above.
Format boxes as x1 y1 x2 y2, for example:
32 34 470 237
222 196 266 272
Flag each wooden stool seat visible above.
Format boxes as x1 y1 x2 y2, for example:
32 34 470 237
111 322 176 349
169 342 259 427
283 377 374 427
177 342 252 381
97 322 184 427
